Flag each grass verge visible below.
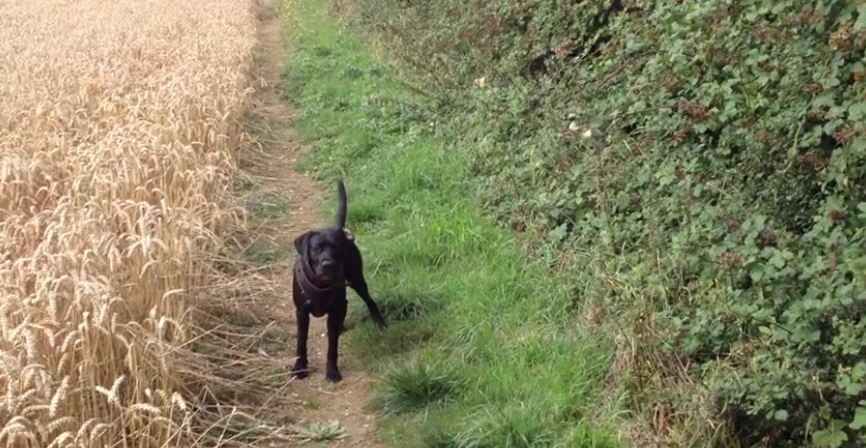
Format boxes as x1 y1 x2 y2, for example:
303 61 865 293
280 1 624 446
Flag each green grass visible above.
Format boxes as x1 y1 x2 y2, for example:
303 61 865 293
280 1 624 446
374 359 464 414
303 396 323 410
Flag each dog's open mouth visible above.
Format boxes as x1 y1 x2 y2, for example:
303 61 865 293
317 274 331 284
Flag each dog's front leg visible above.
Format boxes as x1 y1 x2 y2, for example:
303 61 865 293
292 309 310 379
325 300 347 382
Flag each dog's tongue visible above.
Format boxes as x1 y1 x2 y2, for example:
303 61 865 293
318 274 330 283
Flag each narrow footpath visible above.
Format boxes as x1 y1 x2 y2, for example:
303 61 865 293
243 1 383 445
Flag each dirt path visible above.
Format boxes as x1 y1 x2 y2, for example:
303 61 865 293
244 1 382 446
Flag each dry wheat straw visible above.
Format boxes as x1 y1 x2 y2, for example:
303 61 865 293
0 0 267 446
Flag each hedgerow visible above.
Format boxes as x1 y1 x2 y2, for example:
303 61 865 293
338 0 866 446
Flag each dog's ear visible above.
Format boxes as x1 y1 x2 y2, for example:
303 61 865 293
294 231 313 257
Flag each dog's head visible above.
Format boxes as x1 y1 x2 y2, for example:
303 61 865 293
294 228 348 285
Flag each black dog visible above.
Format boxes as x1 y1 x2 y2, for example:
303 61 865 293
291 179 386 382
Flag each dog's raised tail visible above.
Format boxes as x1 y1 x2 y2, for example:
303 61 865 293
336 178 347 228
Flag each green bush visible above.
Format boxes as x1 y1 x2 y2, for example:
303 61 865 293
339 0 866 445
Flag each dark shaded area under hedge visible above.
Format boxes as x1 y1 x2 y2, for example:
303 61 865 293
337 0 866 446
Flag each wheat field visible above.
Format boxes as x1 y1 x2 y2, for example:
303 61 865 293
0 0 268 446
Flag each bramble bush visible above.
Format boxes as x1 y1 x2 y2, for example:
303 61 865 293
337 0 866 446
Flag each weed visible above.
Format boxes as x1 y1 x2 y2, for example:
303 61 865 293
291 420 348 442
303 397 323 410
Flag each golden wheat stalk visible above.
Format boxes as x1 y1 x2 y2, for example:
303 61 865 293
0 0 267 446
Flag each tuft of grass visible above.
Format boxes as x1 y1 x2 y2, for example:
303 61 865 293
290 420 348 442
556 423 623 448
281 0 625 445
374 360 463 414
452 404 555 448
302 396 323 411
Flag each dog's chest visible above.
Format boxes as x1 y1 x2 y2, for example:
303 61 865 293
305 298 329 317
297 284 338 316
294 261 344 317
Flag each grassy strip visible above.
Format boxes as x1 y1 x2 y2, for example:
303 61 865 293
280 1 622 446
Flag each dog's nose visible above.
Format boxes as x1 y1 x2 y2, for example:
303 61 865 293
321 259 335 268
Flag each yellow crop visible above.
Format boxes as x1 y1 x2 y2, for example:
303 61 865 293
0 0 261 446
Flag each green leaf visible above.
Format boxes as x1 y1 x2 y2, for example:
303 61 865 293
813 94 836 107
749 264 765 282
824 119 843 135
656 164 677 187
548 223 567 243
756 74 769 87
822 75 841 89
851 407 866 430
852 362 866 380
849 102 866 121
795 326 821 344
774 409 789 421
855 5 866 32
844 381 864 396
812 429 848 448
812 421 849 448
769 251 786 269
851 138 866 156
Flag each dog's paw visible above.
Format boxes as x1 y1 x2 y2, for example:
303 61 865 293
291 361 309 379
325 368 343 383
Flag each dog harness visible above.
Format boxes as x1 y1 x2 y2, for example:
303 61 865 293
294 255 344 317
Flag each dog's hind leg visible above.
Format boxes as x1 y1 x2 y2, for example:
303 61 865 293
349 277 387 330
343 242 387 329
291 309 310 379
